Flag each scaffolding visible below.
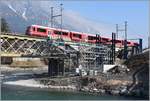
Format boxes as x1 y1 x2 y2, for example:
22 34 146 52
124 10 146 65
78 44 113 72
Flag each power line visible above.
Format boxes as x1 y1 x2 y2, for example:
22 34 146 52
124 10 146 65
128 25 144 38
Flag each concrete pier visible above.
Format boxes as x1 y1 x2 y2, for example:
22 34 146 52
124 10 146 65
48 58 64 76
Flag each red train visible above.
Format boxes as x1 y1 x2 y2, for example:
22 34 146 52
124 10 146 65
26 25 139 47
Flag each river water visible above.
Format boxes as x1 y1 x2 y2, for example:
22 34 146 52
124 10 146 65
1 69 147 100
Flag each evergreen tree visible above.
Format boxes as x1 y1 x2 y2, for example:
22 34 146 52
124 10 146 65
1 18 11 32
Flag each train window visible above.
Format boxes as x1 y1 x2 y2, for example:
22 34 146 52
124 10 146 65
115 40 121 43
54 31 68 36
54 31 61 35
127 42 130 44
62 32 68 36
32 27 35 31
134 43 138 46
88 36 96 40
37 28 46 33
73 34 81 38
102 38 108 41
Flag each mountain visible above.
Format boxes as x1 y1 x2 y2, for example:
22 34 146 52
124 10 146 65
0 0 114 37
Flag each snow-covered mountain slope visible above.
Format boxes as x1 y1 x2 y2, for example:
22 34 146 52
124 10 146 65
0 0 114 37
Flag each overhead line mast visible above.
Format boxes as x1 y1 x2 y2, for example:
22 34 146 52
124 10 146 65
50 4 63 39
60 3 63 38
116 21 128 59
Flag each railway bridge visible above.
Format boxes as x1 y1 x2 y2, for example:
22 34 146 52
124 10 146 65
0 33 141 76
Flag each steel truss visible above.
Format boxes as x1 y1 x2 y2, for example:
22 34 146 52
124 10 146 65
1 34 66 58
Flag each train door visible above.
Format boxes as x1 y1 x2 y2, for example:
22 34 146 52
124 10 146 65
48 30 52 40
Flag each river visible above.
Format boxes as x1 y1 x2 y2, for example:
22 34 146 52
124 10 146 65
1 67 147 100
2 84 146 100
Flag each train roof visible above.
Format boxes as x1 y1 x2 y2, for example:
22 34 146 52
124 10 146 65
53 28 69 32
31 25 69 32
70 31 83 34
31 25 54 29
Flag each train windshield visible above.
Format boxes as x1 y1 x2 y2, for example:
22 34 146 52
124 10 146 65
32 27 35 31
25 26 31 34
26 26 31 31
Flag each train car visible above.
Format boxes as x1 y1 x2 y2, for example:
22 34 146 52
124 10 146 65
52 28 71 41
116 40 139 47
26 25 50 37
26 25 71 41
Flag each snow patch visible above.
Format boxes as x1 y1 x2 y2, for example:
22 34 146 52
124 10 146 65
22 8 27 21
8 3 17 13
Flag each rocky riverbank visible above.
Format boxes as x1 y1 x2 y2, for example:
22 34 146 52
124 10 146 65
36 75 132 96
37 72 148 99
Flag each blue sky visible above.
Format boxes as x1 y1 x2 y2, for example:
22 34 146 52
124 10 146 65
56 0 149 48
